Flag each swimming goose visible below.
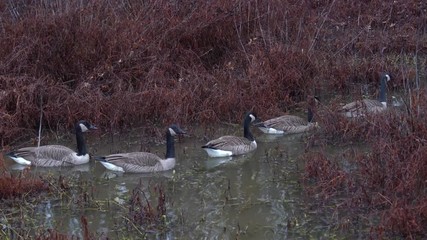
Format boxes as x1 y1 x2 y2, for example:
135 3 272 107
95 125 186 173
255 98 319 134
340 73 391 118
202 112 258 157
7 120 97 167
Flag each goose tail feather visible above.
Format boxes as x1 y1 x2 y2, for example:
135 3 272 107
253 121 266 128
6 152 16 158
94 156 107 162
201 145 217 149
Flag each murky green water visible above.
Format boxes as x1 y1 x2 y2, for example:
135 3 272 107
3 125 363 239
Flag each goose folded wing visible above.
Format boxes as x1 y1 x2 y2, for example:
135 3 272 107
104 152 161 166
204 136 252 150
103 152 162 172
342 99 383 111
14 145 75 165
264 115 307 129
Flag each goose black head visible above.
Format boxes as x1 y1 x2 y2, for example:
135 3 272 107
77 120 97 133
382 73 391 82
244 112 259 125
378 73 391 104
168 124 186 136
306 95 321 106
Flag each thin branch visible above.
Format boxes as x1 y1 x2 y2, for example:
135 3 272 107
37 94 43 148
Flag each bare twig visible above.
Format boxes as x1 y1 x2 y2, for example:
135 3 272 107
309 0 337 53
37 94 43 148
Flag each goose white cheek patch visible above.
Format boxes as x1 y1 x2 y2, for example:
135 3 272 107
79 123 89 132
249 114 255 122
169 128 177 136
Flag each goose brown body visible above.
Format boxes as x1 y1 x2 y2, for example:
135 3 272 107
256 97 319 135
341 99 386 118
340 73 391 118
202 112 258 157
203 135 257 156
97 152 170 173
96 125 186 173
7 120 96 167
257 115 317 134
10 145 88 167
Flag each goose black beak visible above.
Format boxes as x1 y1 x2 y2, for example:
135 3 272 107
252 118 263 125
179 129 189 136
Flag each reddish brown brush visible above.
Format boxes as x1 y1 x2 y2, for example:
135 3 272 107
35 216 102 240
0 173 47 199
303 91 427 238
1 0 423 146
128 182 168 231
35 229 71 240
304 150 349 200
0 0 426 237
0 155 49 199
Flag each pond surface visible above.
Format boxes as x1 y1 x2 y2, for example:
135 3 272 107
3 125 364 239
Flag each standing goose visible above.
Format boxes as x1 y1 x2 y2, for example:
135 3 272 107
7 120 97 167
95 125 186 173
202 112 258 157
340 73 391 118
255 97 319 134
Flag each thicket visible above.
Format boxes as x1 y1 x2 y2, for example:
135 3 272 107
303 91 427 238
1 0 425 145
0 0 426 238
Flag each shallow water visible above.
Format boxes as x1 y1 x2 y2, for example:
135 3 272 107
3 125 363 239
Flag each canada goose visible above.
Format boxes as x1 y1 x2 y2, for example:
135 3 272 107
95 125 186 173
255 97 319 134
7 120 97 167
202 112 258 157
340 73 391 118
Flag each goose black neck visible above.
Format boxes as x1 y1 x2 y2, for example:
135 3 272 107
75 129 87 156
307 107 314 123
243 119 255 141
165 131 175 159
379 76 387 102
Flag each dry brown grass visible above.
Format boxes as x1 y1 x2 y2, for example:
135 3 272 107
303 90 427 238
0 0 426 238
1 0 425 145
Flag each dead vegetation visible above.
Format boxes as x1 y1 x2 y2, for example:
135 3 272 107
1 0 425 145
127 182 169 233
35 216 101 240
0 155 49 199
0 0 426 238
303 91 427 239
